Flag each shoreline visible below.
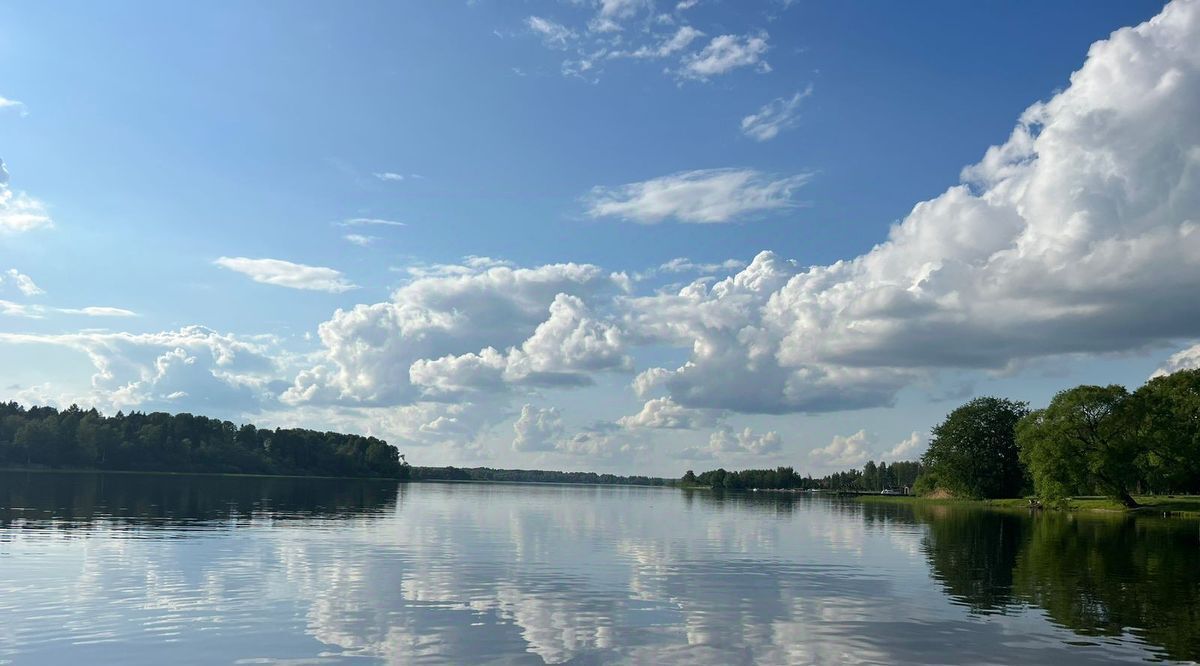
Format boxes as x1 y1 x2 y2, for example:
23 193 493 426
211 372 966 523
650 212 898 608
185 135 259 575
855 493 1200 518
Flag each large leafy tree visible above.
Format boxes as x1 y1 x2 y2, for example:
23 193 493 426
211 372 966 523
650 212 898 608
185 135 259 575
1017 385 1140 507
1128 369 1200 494
921 397 1029 499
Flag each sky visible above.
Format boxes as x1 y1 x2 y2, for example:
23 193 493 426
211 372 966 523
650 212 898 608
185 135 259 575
2 0 1198 476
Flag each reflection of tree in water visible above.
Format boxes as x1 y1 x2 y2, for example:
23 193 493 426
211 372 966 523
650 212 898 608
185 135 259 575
0 470 400 533
907 500 1200 663
1012 513 1200 663
681 487 801 515
916 505 1029 615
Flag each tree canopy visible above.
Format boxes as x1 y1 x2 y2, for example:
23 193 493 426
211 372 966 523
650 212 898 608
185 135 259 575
921 397 1029 499
1127 369 1200 494
1017 385 1141 507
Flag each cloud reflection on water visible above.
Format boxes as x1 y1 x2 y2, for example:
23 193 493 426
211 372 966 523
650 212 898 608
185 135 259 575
0 473 1196 664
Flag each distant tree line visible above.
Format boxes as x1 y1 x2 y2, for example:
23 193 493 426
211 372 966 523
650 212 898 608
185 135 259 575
919 369 1200 506
680 462 923 492
816 460 923 492
0 402 410 479
412 466 668 486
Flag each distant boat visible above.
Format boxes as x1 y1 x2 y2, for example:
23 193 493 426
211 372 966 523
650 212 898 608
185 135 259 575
880 488 903 495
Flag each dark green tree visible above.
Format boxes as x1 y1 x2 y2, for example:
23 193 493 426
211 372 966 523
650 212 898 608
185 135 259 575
863 460 879 491
921 397 1029 499
1127 369 1200 493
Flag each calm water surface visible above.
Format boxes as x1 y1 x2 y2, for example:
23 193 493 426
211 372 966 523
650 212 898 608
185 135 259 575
0 471 1197 665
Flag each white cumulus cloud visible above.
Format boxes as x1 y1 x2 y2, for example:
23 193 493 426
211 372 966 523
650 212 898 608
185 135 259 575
884 431 925 460
284 259 622 407
1153 342 1200 377
617 397 715 429
409 292 630 395
810 430 872 467
512 404 564 452
676 426 782 460
0 326 285 415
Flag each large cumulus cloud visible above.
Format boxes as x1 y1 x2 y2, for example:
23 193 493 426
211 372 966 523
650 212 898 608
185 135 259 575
630 0 1200 413
0 326 285 414
283 261 627 407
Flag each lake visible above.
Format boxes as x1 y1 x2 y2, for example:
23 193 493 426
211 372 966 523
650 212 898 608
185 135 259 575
0 471 1197 665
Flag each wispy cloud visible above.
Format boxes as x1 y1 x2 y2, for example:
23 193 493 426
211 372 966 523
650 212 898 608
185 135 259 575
618 26 704 59
3 269 44 296
0 95 26 115
343 234 378 247
0 299 41 318
526 16 576 49
741 85 812 141
0 159 52 234
214 257 358 293
657 257 747 274
680 33 770 80
0 302 136 318
586 168 810 224
520 2 765 84
57 306 138 317
372 172 406 182
336 217 406 228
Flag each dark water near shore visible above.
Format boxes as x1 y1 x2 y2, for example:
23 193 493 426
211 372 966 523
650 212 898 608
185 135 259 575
0 471 1197 665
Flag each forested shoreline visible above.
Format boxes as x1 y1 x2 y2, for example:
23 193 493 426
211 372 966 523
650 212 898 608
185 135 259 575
680 462 924 493
0 403 409 479
683 368 1200 509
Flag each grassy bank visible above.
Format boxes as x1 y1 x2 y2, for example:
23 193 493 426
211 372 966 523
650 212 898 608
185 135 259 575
856 493 1200 517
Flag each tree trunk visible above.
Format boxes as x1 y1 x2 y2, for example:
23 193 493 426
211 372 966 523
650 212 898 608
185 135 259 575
1118 490 1140 509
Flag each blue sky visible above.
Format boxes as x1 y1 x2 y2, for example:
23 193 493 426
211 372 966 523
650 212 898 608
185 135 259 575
2 0 1198 475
